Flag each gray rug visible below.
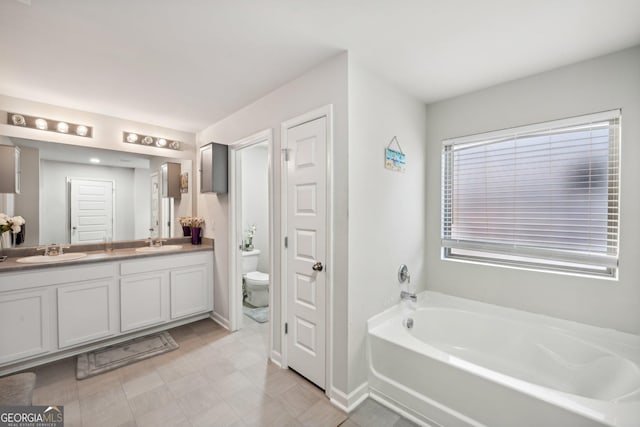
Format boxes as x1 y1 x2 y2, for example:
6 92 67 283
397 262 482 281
76 331 179 380
243 305 269 323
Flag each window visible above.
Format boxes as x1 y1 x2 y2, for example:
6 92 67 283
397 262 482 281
441 110 620 277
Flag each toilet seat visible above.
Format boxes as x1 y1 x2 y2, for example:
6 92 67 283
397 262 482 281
246 271 269 285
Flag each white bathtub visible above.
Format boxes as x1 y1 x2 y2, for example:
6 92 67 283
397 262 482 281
367 292 640 427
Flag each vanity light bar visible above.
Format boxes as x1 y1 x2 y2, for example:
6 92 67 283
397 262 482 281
7 112 93 138
122 132 181 151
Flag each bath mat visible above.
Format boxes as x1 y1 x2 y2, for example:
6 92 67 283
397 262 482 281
76 331 179 380
243 305 269 323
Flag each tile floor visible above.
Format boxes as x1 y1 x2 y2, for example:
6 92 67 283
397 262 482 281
29 315 417 427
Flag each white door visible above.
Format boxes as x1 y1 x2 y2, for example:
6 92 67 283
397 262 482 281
285 116 327 389
70 178 114 243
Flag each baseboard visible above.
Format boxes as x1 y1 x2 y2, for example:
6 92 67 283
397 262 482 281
270 350 282 367
369 389 435 427
210 311 230 330
330 382 369 413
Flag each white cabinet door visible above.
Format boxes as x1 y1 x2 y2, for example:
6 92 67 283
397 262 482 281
0 289 50 364
121 272 169 332
170 266 211 319
57 279 117 348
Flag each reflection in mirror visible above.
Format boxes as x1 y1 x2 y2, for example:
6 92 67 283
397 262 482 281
6 137 192 247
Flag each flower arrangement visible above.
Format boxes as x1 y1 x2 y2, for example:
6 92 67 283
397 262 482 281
0 213 25 249
0 213 25 235
191 217 205 228
177 216 205 227
244 224 256 250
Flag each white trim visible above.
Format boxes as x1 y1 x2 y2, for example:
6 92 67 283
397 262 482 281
270 350 283 368
210 311 230 330
280 104 334 396
443 109 621 146
228 129 274 338
330 382 369 413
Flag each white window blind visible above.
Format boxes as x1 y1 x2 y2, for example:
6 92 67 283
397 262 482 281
441 110 620 277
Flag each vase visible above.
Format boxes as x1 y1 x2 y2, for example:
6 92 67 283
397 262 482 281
182 226 192 237
191 227 202 245
0 231 12 251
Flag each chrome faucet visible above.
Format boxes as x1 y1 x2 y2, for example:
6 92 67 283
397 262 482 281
145 237 167 247
398 264 416 329
400 290 417 303
37 243 70 256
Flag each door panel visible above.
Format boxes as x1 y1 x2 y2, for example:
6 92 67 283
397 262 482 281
286 116 327 389
70 178 114 243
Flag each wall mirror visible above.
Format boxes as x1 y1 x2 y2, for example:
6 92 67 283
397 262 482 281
3 137 193 247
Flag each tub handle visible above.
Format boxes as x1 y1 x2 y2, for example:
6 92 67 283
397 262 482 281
312 261 324 272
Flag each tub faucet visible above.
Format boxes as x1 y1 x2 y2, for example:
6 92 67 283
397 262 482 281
400 290 417 303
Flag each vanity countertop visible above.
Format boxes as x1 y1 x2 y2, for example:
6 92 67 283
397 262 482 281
0 238 214 274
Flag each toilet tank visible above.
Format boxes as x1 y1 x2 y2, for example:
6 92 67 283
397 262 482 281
241 249 261 273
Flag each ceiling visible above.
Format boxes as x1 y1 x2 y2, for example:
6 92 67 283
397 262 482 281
1 1 639 133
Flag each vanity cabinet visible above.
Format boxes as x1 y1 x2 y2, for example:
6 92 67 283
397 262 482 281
161 162 181 198
0 144 20 194
0 250 213 374
57 279 118 348
0 289 50 364
200 142 228 193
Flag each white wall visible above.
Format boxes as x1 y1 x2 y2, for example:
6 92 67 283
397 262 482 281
241 143 269 272
197 52 349 392
40 160 136 244
425 46 640 334
347 59 428 392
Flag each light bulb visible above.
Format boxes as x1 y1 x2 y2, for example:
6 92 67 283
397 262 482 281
156 138 167 147
76 125 88 136
35 118 48 130
56 122 69 133
126 133 139 143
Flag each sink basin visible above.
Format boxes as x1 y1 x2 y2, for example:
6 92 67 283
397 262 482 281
16 252 88 264
135 245 183 253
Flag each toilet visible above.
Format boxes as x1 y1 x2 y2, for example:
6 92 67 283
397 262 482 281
241 249 269 307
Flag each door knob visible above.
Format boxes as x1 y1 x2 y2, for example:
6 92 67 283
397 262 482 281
312 261 323 272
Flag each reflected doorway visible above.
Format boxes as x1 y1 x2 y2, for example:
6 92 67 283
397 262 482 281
229 129 273 359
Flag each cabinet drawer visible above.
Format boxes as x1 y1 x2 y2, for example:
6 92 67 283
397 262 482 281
120 251 211 275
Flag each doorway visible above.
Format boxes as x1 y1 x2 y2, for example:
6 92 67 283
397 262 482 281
229 129 274 355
